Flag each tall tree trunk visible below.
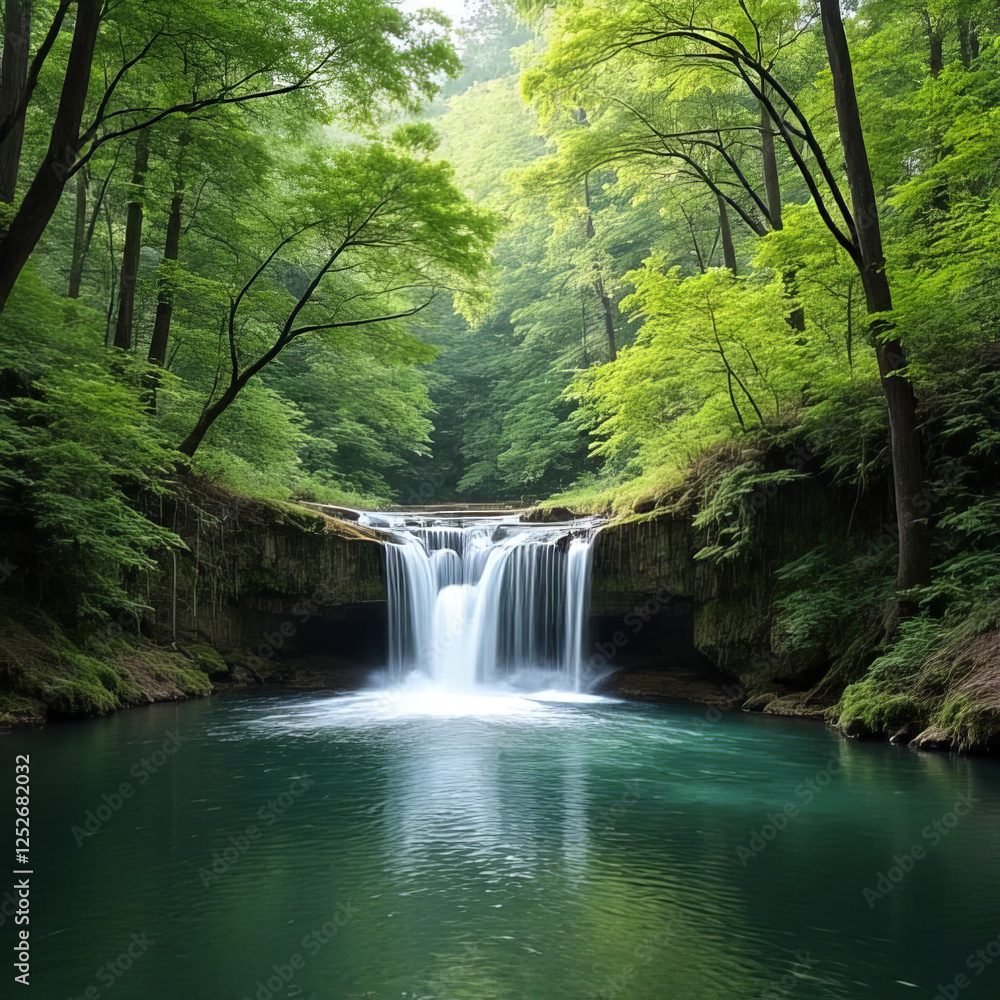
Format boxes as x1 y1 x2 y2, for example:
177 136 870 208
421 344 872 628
0 0 101 311
959 19 971 67
717 193 737 275
148 130 190 368
103 197 116 345
0 0 31 205
147 185 184 368
583 173 617 361
682 206 706 272
759 94 783 231
68 164 111 298
930 34 943 76
68 167 89 297
925 14 945 76
594 269 617 362
113 129 150 351
959 18 978 67
821 0 931 594
784 271 806 332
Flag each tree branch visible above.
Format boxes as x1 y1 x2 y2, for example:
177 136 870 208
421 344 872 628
288 299 435 338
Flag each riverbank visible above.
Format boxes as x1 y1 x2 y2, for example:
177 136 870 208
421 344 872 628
537 397 1000 755
0 476 388 723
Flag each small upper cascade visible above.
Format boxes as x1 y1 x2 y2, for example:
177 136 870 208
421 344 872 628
360 511 600 691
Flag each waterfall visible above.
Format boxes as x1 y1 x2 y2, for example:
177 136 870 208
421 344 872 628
362 512 600 691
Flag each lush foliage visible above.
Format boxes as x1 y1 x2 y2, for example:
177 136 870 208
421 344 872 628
0 0 489 632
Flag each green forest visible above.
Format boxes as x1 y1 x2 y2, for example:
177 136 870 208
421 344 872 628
2 0 1000 746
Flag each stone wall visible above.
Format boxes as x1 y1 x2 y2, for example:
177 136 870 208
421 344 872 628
142 481 389 669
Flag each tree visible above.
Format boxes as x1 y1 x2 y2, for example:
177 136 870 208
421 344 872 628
572 266 816 463
175 126 498 458
0 0 101 305
112 129 149 350
0 0 460 310
67 157 117 298
144 112 273 372
522 0 931 594
821 0 929 593
0 0 32 204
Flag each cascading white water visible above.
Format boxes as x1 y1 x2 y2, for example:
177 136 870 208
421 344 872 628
361 512 601 692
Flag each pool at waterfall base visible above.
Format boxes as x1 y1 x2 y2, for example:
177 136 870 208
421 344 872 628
9 687 1000 1000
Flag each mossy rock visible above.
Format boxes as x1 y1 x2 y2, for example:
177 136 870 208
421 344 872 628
742 693 777 712
837 677 930 736
137 648 213 697
762 692 830 719
185 642 229 675
41 675 120 716
923 695 1000 753
0 605 214 719
0 693 47 724
521 505 577 523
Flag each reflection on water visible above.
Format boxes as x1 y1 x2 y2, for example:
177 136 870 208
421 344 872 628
5 688 1000 999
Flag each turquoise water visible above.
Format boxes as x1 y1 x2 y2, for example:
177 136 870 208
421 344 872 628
5 686 1000 999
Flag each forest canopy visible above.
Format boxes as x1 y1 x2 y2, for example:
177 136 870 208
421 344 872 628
2 1 1000 639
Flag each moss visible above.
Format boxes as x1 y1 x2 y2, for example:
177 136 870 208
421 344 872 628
0 693 45 724
837 677 931 735
42 674 120 716
838 682 1000 753
141 649 213 697
185 642 228 674
931 695 1000 751
41 645 133 715
835 611 1000 751
0 603 215 721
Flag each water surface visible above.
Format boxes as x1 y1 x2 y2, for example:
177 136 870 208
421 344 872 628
6 686 1000 999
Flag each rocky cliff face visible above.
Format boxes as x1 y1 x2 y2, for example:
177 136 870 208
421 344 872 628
144 475 875 709
0 481 392 722
143 481 390 674
588 473 883 716
0 468 892 732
